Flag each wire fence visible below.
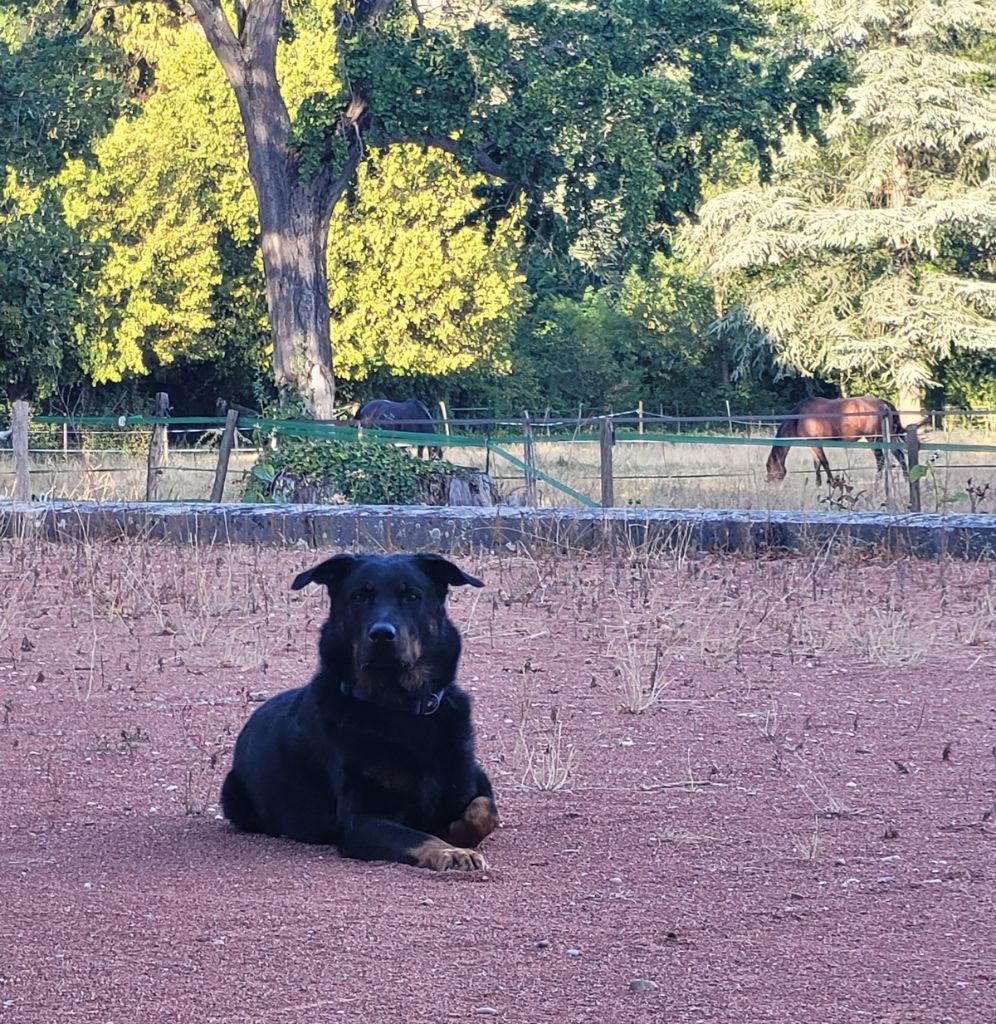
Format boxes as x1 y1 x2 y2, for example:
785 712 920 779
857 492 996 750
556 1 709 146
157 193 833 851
2 402 995 514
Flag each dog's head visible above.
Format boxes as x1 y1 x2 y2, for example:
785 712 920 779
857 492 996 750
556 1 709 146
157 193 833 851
292 553 483 713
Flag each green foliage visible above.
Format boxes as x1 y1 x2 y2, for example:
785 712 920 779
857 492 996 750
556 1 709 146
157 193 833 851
0 19 121 189
59 10 258 384
691 0 996 403
346 19 476 141
334 0 840 284
506 254 798 416
932 350 996 410
456 0 839 274
245 434 451 505
328 145 526 381
0 11 121 399
1 0 847 418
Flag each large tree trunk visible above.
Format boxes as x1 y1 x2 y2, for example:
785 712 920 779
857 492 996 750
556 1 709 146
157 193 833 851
896 380 923 426
890 146 922 426
255 172 337 419
188 0 340 419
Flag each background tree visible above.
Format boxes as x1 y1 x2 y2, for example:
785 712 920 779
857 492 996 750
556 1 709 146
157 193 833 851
690 0 996 420
54 5 524 411
60 8 259 387
55 0 835 417
0 7 121 401
327 145 525 388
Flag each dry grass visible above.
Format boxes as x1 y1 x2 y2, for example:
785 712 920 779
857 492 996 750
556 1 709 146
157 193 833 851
454 424 996 513
0 449 257 503
3 421 994 512
2 529 994 822
511 703 578 791
609 636 670 713
792 820 822 862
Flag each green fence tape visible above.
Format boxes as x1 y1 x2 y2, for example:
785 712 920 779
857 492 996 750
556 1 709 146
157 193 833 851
20 415 996 509
485 441 600 508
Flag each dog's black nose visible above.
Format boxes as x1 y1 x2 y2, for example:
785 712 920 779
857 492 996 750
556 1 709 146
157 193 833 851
368 622 397 644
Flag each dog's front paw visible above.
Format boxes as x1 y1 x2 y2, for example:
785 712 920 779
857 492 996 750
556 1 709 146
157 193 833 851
446 795 500 849
414 839 489 872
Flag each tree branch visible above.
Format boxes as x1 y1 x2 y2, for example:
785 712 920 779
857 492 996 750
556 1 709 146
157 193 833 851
393 133 528 190
185 0 244 85
241 0 282 69
75 2 129 37
353 0 395 27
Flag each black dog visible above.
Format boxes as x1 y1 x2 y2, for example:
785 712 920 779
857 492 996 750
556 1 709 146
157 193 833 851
220 553 499 871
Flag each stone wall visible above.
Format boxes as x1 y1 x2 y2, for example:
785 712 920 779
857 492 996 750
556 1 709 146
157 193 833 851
2 499 996 558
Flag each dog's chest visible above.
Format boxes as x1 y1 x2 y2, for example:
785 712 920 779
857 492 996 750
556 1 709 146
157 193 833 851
354 755 443 822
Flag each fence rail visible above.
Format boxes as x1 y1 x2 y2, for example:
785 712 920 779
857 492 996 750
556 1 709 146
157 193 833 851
3 399 996 513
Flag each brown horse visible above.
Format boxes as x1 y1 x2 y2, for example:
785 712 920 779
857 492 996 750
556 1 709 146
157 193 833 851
766 396 906 485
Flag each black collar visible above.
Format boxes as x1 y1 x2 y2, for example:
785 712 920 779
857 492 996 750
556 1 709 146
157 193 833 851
338 680 447 716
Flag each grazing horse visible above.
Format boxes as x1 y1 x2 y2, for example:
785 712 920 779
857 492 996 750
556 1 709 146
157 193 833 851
357 398 442 459
766 396 906 485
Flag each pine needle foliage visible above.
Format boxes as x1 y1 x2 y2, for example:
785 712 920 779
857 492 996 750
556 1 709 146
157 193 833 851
689 0 996 410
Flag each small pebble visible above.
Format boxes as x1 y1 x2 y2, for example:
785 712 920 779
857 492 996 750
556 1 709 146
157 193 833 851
629 979 659 993
473 1008 498 1016
566 948 582 957
534 939 550 949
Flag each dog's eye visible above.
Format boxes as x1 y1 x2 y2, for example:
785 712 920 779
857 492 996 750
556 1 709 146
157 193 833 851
402 589 421 603
352 588 372 604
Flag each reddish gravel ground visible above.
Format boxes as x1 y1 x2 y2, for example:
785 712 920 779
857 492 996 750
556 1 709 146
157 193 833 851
1 539 994 1024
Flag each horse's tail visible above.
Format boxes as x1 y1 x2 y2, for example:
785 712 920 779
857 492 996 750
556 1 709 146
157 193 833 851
883 399 904 437
412 399 435 424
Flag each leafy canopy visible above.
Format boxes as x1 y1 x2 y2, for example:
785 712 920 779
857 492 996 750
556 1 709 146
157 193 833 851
690 0 996 401
0 4 121 400
337 0 843 276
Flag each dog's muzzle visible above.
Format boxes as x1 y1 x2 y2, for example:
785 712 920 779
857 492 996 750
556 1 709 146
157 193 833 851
368 621 397 644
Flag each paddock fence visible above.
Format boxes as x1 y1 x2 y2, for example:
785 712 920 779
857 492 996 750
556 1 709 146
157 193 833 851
2 397 996 516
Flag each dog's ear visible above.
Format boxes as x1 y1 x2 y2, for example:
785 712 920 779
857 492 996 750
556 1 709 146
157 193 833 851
291 554 358 592
412 554 484 594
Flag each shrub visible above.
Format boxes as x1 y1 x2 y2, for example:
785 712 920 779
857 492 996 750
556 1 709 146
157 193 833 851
243 435 452 505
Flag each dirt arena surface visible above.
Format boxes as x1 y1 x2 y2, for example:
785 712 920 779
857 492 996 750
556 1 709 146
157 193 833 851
1 538 994 1024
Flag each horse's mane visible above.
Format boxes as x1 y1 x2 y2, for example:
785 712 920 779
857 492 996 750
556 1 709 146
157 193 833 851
775 399 808 439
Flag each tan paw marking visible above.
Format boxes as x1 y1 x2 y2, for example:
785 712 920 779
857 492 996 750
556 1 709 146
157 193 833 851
413 838 489 872
446 796 500 849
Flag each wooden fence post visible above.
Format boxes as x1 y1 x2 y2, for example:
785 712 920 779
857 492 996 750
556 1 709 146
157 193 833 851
210 408 240 502
637 400 644 435
145 392 170 501
523 411 537 507
12 400 31 503
600 413 615 508
880 410 892 506
906 423 921 513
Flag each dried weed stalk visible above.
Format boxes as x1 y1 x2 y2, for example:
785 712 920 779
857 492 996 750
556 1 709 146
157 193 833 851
512 704 577 791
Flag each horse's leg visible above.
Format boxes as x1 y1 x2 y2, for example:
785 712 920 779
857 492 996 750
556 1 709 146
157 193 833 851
813 446 832 486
